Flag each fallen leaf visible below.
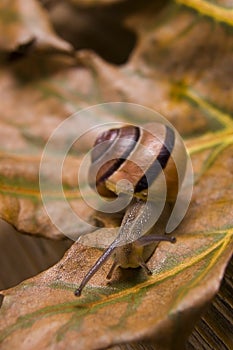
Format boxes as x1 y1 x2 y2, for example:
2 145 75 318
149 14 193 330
0 229 232 349
1 113 233 348
0 1 233 348
0 0 72 53
0 1 232 238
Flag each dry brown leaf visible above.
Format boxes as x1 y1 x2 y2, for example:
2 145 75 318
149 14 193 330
0 232 232 349
0 1 232 238
0 0 72 53
0 1 233 348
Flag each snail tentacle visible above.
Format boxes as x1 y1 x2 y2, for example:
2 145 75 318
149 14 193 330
74 241 116 297
74 122 187 296
136 234 176 246
106 261 118 280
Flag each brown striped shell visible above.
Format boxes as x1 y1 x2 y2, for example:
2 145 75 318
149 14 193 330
88 123 186 202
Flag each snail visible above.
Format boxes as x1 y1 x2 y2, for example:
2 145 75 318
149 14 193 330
74 122 187 296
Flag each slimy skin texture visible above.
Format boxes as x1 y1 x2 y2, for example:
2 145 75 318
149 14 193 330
74 123 183 297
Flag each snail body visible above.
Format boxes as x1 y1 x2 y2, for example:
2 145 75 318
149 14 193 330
75 123 186 297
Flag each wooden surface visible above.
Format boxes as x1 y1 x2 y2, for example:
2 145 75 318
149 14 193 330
187 257 233 350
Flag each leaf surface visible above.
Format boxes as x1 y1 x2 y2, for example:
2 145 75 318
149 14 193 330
0 1 233 348
0 1 232 237
0 229 232 349
0 0 72 53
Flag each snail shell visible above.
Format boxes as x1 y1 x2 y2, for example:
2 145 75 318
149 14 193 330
75 122 187 297
89 123 186 201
